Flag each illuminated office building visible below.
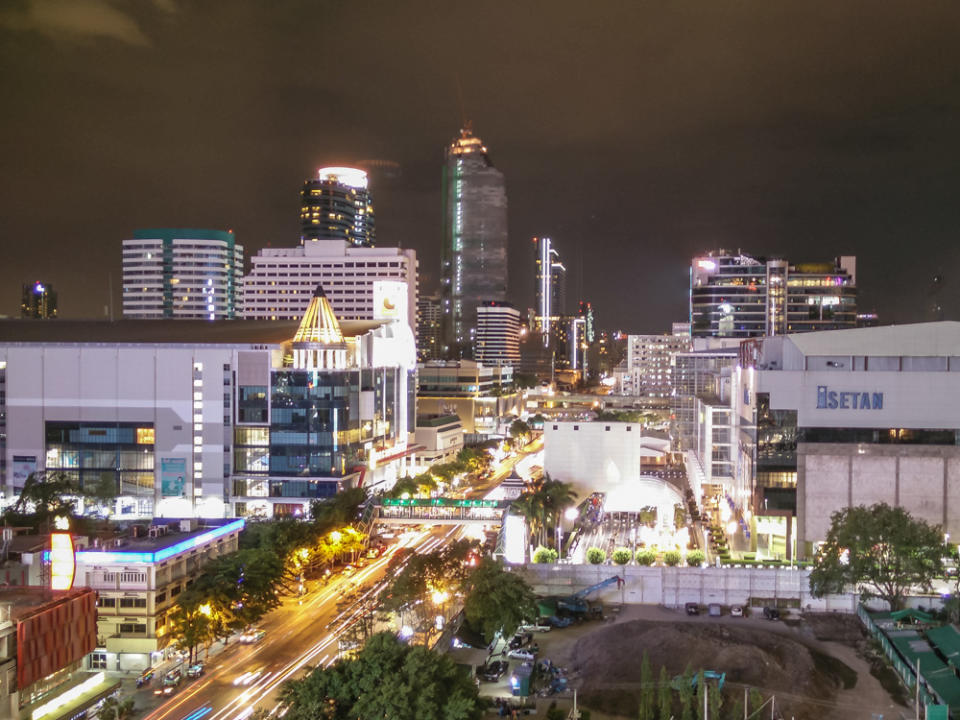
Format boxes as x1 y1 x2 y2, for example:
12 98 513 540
122 228 243 320
533 236 566 346
20 282 57 319
690 251 857 338
300 167 375 247
475 301 521 366
440 128 508 356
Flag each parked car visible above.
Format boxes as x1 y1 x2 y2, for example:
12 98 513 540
708 604 722 617
507 648 536 661
684 602 700 616
762 607 780 621
478 660 508 682
342 565 355 577
730 605 744 617
186 663 204 678
519 623 551 633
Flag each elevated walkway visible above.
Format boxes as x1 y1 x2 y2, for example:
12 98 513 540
370 497 510 526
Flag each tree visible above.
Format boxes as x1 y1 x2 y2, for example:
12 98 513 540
686 550 705 567
663 550 682 567
657 666 672 719
586 547 606 565
678 664 694 720
463 558 537 642
99 696 136 720
3 471 81 532
639 651 655 720
612 547 632 565
311 487 367 531
532 546 558 564
510 419 532 447
168 601 213 664
809 503 946 610
636 549 657 566
279 632 483 720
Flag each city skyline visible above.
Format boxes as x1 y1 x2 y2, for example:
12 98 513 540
3 2 960 331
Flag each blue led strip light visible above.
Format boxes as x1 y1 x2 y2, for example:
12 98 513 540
74 519 245 565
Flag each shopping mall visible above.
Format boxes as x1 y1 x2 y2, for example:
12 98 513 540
0 285 417 519
734 321 960 559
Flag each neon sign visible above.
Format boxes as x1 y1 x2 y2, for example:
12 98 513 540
49 532 75 590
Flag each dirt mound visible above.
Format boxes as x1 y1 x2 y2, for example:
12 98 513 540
571 620 853 717
803 612 867 643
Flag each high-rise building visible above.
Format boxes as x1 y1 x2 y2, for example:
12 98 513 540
122 228 243 320
21 281 57 319
617 331 693 398
533 237 566 346
440 128 508 355
475 301 520 366
300 167 375 247
417 294 442 361
243 240 417 334
690 252 857 337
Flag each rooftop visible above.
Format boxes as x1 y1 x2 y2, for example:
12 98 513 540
787 321 960 357
75 518 244 564
0 587 96 622
0 319 383 345
416 414 462 428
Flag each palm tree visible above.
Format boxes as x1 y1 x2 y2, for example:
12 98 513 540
511 494 547 547
539 477 577 546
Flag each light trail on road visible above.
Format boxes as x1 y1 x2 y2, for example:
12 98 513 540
144 525 464 720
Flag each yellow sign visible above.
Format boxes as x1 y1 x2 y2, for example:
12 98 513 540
50 533 75 591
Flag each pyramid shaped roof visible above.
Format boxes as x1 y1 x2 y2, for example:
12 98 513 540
293 285 345 345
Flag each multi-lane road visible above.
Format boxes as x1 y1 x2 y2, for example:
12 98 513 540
142 526 463 720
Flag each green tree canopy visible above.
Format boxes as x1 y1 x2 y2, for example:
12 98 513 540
280 632 483 720
809 503 946 610
462 558 537 642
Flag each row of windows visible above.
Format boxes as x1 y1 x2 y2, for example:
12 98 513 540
98 597 147 608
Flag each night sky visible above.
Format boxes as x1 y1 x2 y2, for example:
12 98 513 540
3 1 960 331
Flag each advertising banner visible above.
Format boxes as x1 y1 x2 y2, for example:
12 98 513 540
160 457 187 497
11 455 37 487
372 280 407 323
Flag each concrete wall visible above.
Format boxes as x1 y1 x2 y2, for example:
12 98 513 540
511 563 856 613
798 443 960 552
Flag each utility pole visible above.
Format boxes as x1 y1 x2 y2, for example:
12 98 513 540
744 687 748 720
916 657 921 720
704 683 709 720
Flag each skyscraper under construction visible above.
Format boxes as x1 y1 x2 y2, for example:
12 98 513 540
440 127 508 357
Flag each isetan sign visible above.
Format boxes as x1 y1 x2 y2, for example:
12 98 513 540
816 386 884 410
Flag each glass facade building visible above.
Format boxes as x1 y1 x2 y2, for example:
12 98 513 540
690 252 857 338
441 128 508 356
300 167 375 247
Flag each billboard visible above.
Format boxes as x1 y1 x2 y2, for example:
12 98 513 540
11 455 37 487
160 457 187 497
373 281 407 323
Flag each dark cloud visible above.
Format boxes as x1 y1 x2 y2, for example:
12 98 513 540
2 1 960 330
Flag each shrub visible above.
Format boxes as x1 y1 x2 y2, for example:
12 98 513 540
612 547 632 565
686 550 705 567
532 546 558 564
635 549 657 566
663 550 682 567
586 547 606 565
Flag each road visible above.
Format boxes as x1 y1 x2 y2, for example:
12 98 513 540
141 525 462 720
464 437 543 499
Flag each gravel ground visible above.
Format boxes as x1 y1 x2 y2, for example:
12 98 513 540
523 604 909 720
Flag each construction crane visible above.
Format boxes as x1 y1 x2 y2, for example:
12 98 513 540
557 576 624 614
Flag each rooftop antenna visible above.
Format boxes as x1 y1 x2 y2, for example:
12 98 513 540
455 74 470 132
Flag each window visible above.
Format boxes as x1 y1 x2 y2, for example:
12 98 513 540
118 623 147 634
119 572 146 583
605 426 611 431
171 585 181 596
155 592 167 604
119 598 147 608
626 426 632 432
98 597 116 607
552 425 558 430
573 425 579 431
89 653 108 670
